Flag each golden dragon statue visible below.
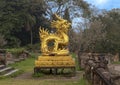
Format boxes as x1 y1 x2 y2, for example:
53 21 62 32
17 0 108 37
39 14 71 56
34 14 75 71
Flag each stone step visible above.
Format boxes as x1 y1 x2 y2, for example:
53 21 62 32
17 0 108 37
0 67 13 74
3 69 19 77
0 65 5 69
14 59 21 62
6 61 15 65
19 58 25 61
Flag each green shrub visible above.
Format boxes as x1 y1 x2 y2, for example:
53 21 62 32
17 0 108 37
6 48 25 58
25 43 40 52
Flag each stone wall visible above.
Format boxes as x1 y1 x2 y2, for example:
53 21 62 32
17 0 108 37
78 52 113 69
108 64 120 85
0 49 29 65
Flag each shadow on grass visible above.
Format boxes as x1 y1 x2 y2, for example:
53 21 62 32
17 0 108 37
33 68 76 78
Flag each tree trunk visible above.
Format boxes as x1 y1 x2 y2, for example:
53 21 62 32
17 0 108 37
30 29 33 45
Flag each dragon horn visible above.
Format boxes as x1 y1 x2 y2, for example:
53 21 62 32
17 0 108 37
39 27 41 32
39 27 42 31
54 13 63 21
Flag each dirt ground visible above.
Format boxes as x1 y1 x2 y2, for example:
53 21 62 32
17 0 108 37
15 71 84 81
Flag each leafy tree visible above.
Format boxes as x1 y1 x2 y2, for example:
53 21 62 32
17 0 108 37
89 9 120 53
0 0 47 47
102 9 120 53
77 8 120 53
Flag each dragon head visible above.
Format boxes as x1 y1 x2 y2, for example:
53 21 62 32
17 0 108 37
51 14 71 33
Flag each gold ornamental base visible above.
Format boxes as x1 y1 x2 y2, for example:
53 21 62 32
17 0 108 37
34 55 76 74
35 55 75 68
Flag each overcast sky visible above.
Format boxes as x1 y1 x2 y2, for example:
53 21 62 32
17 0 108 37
84 0 120 10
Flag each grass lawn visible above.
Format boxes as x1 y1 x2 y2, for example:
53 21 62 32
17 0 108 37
112 62 120 64
0 78 89 85
0 53 90 85
9 57 35 72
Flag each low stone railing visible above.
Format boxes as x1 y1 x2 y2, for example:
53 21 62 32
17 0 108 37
84 57 113 85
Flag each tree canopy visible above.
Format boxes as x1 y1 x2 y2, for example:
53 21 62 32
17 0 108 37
0 0 120 54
